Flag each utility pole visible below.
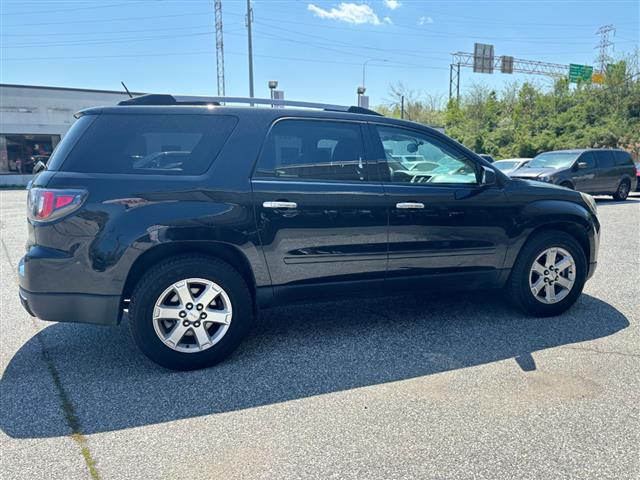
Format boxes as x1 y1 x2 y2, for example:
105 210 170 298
595 24 615 72
214 0 225 96
246 0 254 100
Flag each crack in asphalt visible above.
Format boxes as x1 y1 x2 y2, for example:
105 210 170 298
0 236 102 480
560 344 640 359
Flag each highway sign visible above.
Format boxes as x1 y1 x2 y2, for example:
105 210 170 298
569 64 593 83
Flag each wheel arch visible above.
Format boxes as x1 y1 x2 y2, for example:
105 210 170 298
504 199 596 276
121 241 257 304
525 222 590 265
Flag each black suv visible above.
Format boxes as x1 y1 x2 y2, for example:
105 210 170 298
510 149 637 200
19 95 600 370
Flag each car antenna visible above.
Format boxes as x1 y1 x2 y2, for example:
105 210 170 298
121 81 133 98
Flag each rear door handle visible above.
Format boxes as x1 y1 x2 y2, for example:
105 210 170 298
263 201 297 209
396 202 425 209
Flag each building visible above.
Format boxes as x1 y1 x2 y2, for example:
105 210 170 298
0 84 140 186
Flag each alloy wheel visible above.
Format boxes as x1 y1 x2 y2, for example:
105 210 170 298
529 247 576 304
152 278 232 353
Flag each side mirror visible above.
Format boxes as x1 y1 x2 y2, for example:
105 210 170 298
32 160 46 174
577 162 588 169
481 165 497 185
406 143 418 153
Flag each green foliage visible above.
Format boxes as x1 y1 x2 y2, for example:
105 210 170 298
378 62 640 160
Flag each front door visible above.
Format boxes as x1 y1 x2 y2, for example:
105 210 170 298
367 124 511 286
252 118 388 297
573 151 599 192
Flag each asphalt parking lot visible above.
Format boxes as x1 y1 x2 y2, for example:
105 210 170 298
0 188 639 480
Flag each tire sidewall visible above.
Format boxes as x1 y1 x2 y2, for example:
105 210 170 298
614 179 630 200
129 256 253 370
510 232 587 317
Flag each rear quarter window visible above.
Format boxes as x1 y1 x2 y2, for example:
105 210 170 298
59 113 237 175
614 151 633 166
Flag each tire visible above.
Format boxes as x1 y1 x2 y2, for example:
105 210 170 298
612 179 630 201
129 255 253 370
506 231 587 317
560 181 574 190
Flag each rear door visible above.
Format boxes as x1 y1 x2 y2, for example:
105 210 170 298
594 151 617 192
613 150 635 190
251 118 388 295
367 123 511 286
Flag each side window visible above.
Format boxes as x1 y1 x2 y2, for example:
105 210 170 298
580 152 596 169
614 151 632 166
596 151 615 169
61 114 237 175
373 125 478 184
255 119 366 182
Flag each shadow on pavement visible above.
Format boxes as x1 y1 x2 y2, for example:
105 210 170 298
0 291 629 438
594 194 640 206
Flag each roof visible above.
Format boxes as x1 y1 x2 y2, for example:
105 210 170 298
117 94 382 116
543 148 624 154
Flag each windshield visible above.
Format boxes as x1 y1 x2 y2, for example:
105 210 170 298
494 161 518 171
527 152 579 169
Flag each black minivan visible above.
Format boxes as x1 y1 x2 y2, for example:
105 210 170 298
510 149 637 200
19 95 601 370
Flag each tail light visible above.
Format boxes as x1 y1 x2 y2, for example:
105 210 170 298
27 188 87 222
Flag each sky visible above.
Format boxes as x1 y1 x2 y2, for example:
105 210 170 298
1 0 639 106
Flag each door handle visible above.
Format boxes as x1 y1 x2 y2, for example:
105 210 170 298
396 202 425 209
263 201 298 209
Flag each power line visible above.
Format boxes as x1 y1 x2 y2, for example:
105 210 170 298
0 48 449 72
0 11 211 27
0 1 148 16
0 24 213 37
1 31 216 48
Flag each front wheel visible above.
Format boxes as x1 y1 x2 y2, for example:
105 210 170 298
129 255 253 370
506 231 587 317
612 179 630 201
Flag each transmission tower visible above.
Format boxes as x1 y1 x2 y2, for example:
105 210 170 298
214 0 225 96
595 24 615 73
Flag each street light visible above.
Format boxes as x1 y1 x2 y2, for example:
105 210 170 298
268 80 278 99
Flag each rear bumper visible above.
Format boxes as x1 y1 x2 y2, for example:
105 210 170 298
18 247 123 326
19 287 121 326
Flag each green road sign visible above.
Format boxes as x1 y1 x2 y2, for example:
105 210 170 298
569 64 593 83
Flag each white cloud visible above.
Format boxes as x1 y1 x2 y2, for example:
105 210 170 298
384 0 401 10
383 16 393 24
308 3 383 25
418 16 434 25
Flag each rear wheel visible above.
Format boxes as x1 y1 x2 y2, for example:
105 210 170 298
129 255 253 370
506 231 587 317
612 179 630 201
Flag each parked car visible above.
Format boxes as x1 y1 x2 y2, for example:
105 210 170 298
510 149 637 200
478 154 495 163
493 158 532 175
19 95 600 370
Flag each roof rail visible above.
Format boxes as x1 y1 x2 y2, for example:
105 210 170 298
118 94 382 116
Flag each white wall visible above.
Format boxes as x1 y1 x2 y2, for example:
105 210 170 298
0 84 135 136
0 84 140 185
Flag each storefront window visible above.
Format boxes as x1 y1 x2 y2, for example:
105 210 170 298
0 134 60 174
